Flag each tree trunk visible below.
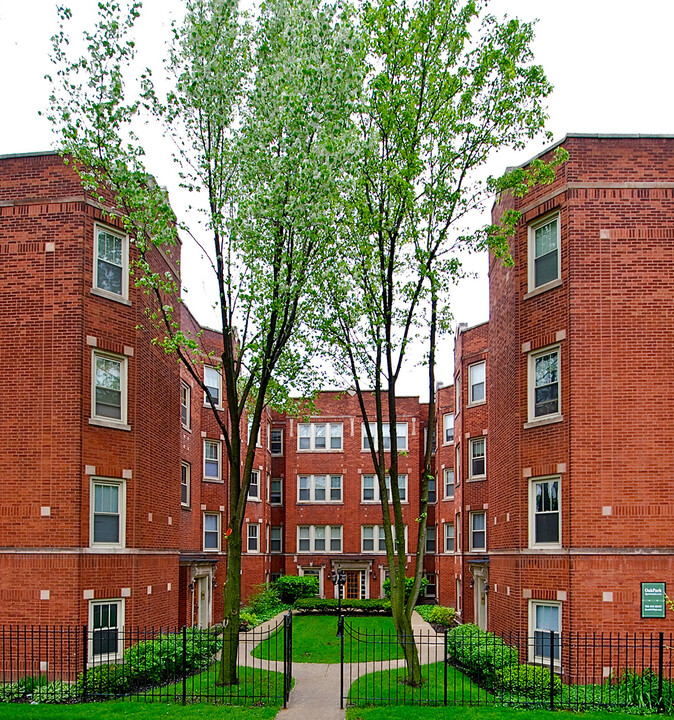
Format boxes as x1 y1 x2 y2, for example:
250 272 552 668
217 533 242 686
390 567 422 687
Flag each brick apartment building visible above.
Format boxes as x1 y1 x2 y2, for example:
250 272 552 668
1 136 672 658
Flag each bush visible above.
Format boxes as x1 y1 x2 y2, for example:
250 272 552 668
615 669 674 712
245 583 282 615
447 624 518 687
274 575 319 604
426 605 456 628
382 576 428 602
0 683 25 702
239 611 260 631
495 662 562 700
77 662 134 697
294 598 391 614
31 680 76 704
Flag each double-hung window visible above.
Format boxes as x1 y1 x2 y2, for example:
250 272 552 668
270 428 283 455
427 476 436 503
530 477 561 547
425 525 436 553
270 478 283 505
530 601 561 664
248 470 260 500
443 413 454 444
362 422 408 451
529 214 560 291
203 440 221 481
203 366 222 408
180 383 191 429
181 462 190 507
297 525 342 552
298 423 343 451
424 573 437 598
444 522 455 552
444 468 455 499
94 225 128 301
469 438 486 478
469 362 486 404
203 512 220 551
270 526 282 553
90 478 125 547
361 474 407 503
362 525 406 553
470 511 486 551
89 599 124 662
247 524 259 552
298 474 342 502
529 346 561 422
92 351 127 426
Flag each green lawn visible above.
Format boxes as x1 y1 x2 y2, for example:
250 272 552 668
0 703 277 720
348 660 488 707
253 615 404 663
346 706 660 720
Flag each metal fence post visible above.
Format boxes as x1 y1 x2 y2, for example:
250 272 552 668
658 631 664 714
444 628 448 706
181 626 187 706
81 625 88 703
339 615 345 709
549 629 555 711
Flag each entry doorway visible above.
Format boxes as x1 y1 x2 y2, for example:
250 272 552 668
196 576 211 628
474 575 488 630
345 571 361 599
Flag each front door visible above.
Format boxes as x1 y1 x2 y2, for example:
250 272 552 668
197 576 211 627
345 571 360 599
474 576 488 630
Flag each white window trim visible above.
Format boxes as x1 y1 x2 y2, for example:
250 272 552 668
455 446 461 486
181 461 191 508
444 522 455 553
270 477 283 505
469 437 486 479
203 439 222 482
468 361 486 406
247 523 259 553
424 572 437 599
270 525 282 553
443 468 455 500
203 512 221 552
298 566 324 598
469 511 487 552
528 600 562 667
361 422 408 452
361 525 407 554
527 345 562 425
88 598 125 663
296 525 342 553
270 427 284 456
425 525 436 554
180 382 191 430
297 474 343 503
528 212 561 294
92 223 129 303
90 350 129 429
248 469 261 501
443 413 454 445
361 474 408 504
90 477 126 548
203 366 222 409
529 475 562 549
297 422 343 452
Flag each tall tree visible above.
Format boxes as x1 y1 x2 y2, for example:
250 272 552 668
321 0 566 686
47 0 361 684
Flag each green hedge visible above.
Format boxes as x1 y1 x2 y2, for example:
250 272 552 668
447 624 518 687
495 662 561 700
382 576 428 602
294 598 391 614
274 575 319 604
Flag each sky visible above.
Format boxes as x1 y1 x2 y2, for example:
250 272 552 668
1 0 672 398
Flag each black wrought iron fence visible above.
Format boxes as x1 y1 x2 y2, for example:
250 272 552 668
0 614 292 707
341 618 674 713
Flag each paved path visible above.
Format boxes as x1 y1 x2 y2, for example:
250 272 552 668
240 611 443 720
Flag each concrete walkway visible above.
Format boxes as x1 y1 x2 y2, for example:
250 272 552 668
240 611 443 720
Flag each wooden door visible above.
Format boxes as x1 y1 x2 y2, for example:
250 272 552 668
345 571 360 599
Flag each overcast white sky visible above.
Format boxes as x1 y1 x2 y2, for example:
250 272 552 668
1 0 672 398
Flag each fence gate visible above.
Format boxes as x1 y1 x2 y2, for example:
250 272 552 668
283 611 293 707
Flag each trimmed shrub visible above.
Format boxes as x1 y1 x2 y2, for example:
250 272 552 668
294 598 391 614
274 575 319 604
382 576 428 602
426 605 456 628
77 663 134 697
31 680 76 704
495 662 561 700
447 624 518 687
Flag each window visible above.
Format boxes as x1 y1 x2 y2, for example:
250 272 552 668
180 383 191 429
270 526 282 553
361 474 407 503
89 599 124 661
455 377 460 415
247 418 261 447
468 362 486 404
298 423 343 451
425 525 436 553
248 470 260 500
529 601 561 664
181 462 190 507
424 573 436 599
299 567 323 597
444 522 455 552
529 347 561 421
203 440 221 481
426 476 436 504
444 468 455 499
529 214 560 291
424 427 436 454
456 578 462 614
247 524 259 552
361 525 407 553
455 446 461 486
530 477 561 547
443 413 454 444
298 474 342 503
270 478 282 505
91 351 127 425
270 428 283 455
469 438 486 478
90 478 125 547
203 366 222 408
94 225 127 300
203 512 220 551
362 422 408 451
470 511 486 551
456 513 461 551
297 525 342 553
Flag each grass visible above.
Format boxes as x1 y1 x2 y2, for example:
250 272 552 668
253 615 405 664
0 703 278 720
345 707 655 720
348 661 487 707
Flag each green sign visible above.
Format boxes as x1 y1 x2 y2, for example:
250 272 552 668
641 582 666 618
